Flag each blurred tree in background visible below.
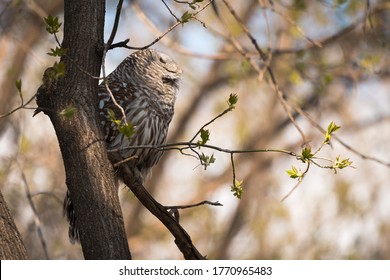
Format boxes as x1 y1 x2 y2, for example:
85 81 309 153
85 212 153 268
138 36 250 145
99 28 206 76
0 0 389 259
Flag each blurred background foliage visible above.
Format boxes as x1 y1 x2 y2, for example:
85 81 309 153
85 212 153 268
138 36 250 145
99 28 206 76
0 0 389 259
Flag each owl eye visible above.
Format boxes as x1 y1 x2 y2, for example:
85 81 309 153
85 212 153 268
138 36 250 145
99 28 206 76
159 56 167 64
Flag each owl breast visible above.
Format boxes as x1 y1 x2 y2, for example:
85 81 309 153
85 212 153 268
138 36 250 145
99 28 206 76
98 81 172 176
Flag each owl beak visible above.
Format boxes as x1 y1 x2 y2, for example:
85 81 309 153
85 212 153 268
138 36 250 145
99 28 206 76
162 74 180 88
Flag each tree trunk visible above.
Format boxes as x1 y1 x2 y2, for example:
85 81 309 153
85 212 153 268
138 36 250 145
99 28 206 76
0 191 28 260
36 0 131 259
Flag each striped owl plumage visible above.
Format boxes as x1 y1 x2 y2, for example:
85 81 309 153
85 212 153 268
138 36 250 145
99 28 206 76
64 49 182 242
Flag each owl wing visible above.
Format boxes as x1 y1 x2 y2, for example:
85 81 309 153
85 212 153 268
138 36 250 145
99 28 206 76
98 80 138 144
98 79 166 174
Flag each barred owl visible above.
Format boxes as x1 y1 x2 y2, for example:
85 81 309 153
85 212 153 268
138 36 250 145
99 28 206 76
64 49 182 242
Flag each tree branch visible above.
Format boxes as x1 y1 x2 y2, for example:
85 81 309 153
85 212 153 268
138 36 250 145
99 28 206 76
165 200 223 210
118 163 205 260
112 0 215 50
105 0 124 50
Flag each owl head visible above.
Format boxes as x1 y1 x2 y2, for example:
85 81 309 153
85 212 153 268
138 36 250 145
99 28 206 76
114 49 182 93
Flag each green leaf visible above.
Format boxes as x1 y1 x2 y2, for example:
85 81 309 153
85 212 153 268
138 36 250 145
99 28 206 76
180 11 194 24
47 47 67 57
107 109 120 125
15 79 23 102
301 147 313 162
231 179 244 199
60 107 77 118
324 121 341 144
227 93 238 108
118 122 136 139
44 15 62 34
54 61 65 76
197 128 210 145
327 121 341 134
333 155 352 172
286 165 302 181
107 109 135 139
199 153 216 170
45 61 66 81
15 79 22 93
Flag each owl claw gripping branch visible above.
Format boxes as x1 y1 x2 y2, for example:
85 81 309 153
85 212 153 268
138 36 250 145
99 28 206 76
64 49 182 242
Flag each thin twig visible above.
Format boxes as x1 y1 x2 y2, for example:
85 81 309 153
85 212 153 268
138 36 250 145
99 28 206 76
259 2 322 48
189 107 233 143
162 0 180 21
0 92 38 118
109 38 130 50
131 1 232 60
230 152 236 188
101 0 127 124
106 0 124 50
221 0 307 145
281 161 310 202
217 1 304 144
281 180 302 203
122 0 215 50
113 155 138 168
103 80 128 125
108 141 297 158
21 172 50 259
165 200 223 210
294 105 390 168
222 0 268 60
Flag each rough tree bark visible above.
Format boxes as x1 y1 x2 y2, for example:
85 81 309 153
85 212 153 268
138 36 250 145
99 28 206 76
36 0 131 259
0 191 28 260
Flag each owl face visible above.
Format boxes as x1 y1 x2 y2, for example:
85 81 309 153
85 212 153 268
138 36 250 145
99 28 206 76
127 49 182 91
